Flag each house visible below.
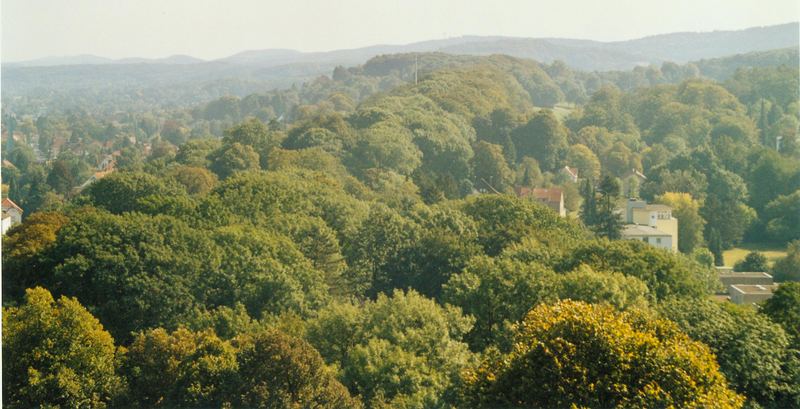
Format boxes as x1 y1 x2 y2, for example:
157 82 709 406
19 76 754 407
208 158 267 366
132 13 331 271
76 170 114 193
623 168 647 183
97 151 121 172
2 159 18 170
2 198 23 235
729 284 778 305
515 187 566 217
620 199 678 252
621 224 673 251
560 166 579 183
98 155 115 171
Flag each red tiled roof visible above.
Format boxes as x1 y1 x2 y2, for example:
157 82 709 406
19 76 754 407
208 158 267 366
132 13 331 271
562 166 578 178
2 198 23 212
532 188 563 203
516 187 563 203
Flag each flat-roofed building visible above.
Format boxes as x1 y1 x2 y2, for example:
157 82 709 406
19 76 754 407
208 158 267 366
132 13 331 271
719 272 773 292
729 284 778 305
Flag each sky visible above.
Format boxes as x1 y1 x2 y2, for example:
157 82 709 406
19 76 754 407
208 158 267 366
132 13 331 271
2 0 798 62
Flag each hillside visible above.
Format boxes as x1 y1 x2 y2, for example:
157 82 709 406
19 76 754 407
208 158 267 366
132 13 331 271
2 23 796 107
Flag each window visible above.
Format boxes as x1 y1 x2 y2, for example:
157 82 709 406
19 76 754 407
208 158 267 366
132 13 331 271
656 238 662 244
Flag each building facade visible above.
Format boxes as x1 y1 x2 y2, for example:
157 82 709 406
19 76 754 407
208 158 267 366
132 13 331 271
621 199 678 252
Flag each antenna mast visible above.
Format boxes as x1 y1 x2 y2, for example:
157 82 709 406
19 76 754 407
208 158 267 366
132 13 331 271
414 55 418 85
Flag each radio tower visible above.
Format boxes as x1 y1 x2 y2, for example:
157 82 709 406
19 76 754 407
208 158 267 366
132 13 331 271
414 55 418 85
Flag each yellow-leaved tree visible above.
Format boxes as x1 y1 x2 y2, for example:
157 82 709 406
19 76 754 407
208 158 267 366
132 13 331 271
462 300 744 408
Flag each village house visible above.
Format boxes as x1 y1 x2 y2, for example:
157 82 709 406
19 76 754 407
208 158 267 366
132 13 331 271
620 199 678 252
560 166 579 183
515 187 566 217
2 198 23 235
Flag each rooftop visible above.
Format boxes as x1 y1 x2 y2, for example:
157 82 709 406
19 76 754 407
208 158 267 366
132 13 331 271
634 204 672 212
516 187 563 203
622 224 670 237
719 272 772 279
730 284 778 295
1 198 23 212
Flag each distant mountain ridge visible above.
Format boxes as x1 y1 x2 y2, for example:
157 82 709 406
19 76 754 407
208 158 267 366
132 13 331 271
7 22 798 71
9 54 205 67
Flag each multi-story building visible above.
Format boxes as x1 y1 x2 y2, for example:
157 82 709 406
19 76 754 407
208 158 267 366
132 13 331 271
621 199 678 252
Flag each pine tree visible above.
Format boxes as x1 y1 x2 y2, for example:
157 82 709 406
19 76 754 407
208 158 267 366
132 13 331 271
758 99 769 146
709 228 725 266
594 176 623 239
522 166 533 188
580 179 597 227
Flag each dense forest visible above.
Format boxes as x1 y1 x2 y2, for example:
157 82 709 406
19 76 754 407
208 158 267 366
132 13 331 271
2 38 800 408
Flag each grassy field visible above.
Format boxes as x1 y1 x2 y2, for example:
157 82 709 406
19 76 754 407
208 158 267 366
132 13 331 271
722 243 787 268
533 103 575 121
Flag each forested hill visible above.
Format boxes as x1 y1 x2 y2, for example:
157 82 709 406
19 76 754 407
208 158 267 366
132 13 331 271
3 22 800 409
189 47 798 126
2 23 797 113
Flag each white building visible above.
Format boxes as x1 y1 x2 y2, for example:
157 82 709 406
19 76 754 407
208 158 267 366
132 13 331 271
621 224 673 251
2 198 23 235
621 199 678 252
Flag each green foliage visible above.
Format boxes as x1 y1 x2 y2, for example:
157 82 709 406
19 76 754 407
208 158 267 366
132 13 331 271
463 300 744 408
3 49 799 408
566 143 601 180
761 282 800 347
734 251 769 272
306 290 475 408
343 204 421 295
763 190 800 242
40 209 220 340
460 194 583 256
236 329 362 408
209 142 261 179
83 171 185 214
512 110 568 171
3 287 124 409
660 299 800 407
166 165 218 195
561 239 712 299
2 212 69 299
443 255 650 351
371 206 482 299
702 168 756 248
121 327 238 407
471 141 513 193
442 256 559 350
347 123 421 176
773 240 800 282
175 138 222 167
223 117 285 167
122 327 361 408
206 169 369 237
655 192 706 253
582 176 623 239
210 225 329 319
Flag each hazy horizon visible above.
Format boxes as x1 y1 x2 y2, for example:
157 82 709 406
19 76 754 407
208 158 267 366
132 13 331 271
3 0 799 62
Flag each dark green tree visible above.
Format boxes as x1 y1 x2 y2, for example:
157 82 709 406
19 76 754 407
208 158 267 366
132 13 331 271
592 176 623 239
761 282 800 347
733 251 769 272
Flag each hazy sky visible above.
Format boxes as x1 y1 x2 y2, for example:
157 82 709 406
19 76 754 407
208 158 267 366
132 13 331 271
2 0 798 62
